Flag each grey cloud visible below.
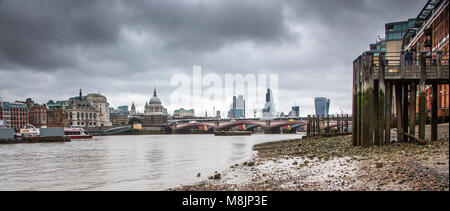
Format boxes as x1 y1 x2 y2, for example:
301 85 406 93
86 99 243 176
0 0 429 115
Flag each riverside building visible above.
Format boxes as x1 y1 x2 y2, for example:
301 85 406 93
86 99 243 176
402 0 449 118
143 88 168 127
65 90 112 127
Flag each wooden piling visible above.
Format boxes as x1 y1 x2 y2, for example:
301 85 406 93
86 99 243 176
357 57 363 146
307 115 311 137
352 60 358 145
345 114 349 133
409 81 417 139
361 53 375 146
317 115 321 135
367 53 375 146
385 81 392 144
418 52 427 140
377 53 386 145
395 82 404 142
431 83 438 141
312 115 316 135
327 115 330 134
403 83 409 141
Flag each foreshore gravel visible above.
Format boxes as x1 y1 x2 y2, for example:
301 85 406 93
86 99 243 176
171 124 449 191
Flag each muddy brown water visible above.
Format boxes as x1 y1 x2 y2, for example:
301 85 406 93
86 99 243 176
0 134 303 190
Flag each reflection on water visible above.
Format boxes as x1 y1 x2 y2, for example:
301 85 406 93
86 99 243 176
0 134 302 190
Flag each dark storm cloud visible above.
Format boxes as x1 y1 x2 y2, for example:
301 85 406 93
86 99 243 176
0 0 291 71
0 0 123 71
0 0 428 114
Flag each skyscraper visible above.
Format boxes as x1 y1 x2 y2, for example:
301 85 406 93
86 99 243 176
262 88 276 118
314 97 330 116
289 106 300 117
228 95 245 119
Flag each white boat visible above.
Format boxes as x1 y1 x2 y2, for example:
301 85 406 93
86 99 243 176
64 127 93 139
19 125 40 137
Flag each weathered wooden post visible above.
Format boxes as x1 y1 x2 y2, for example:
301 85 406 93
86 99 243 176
361 54 369 146
367 52 375 146
409 81 417 139
418 52 427 140
361 52 375 146
352 60 358 145
395 82 404 142
317 115 320 135
357 57 363 146
327 115 330 134
385 80 392 144
377 52 386 145
402 83 410 141
307 115 311 137
431 83 438 141
312 115 316 135
330 114 334 133
345 114 349 133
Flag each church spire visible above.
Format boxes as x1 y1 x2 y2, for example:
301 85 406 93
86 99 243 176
153 87 157 97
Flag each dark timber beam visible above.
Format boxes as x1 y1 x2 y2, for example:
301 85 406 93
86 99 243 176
431 83 438 141
418 52 427 140
395 82 404 143
409 81 417 139
385 81 392 144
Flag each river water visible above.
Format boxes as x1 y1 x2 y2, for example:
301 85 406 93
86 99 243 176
0 134 302 190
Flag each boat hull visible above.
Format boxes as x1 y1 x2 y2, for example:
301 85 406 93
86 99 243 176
67 135 93 139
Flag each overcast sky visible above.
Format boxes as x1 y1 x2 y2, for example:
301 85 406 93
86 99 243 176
0 0 426 116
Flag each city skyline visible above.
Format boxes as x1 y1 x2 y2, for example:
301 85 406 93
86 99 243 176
0 0 426 115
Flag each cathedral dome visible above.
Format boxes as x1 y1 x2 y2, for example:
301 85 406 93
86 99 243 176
149 97 161 104
149 87 161 104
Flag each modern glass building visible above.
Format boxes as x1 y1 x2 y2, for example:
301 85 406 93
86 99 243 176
118 106 129 113
290 106 300 117
262 89 276 118
228 95 245 119
385 19 416 41
314 97 330 116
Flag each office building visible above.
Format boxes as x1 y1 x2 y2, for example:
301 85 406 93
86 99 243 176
314 97 330 116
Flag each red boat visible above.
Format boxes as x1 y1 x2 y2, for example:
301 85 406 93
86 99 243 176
64 127 93 139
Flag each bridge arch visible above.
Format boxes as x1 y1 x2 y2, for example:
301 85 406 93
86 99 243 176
219 120 266 131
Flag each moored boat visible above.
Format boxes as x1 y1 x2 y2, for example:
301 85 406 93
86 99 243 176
64 127 93 139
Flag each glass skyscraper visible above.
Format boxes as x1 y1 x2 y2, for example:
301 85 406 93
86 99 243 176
314 97 330 116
